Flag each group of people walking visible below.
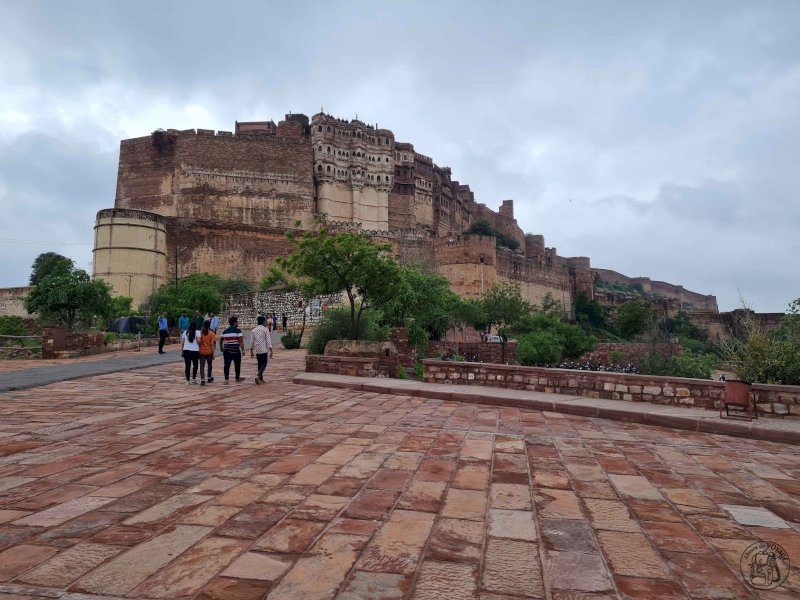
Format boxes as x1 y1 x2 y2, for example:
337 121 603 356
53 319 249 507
157 311 275 385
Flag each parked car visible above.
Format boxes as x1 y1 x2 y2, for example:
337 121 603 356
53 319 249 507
485 335 503 343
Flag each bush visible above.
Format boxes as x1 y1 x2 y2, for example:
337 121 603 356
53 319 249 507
0 316 36 348
511 312 596 361
398 365 407 379
306 307 387 355
281 330 302 349
414 362 424 380
665 350 720 379
517 330 564 366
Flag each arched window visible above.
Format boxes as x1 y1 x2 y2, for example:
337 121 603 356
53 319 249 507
317 125 322 132
327 147 331 154
385 176 389 182
385 157 389 163
317 145 322 152
326 165 331 172
327 126 331 132
317 165 322 172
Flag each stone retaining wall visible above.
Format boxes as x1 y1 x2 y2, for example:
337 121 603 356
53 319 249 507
427 340 517 364
226 290 343 328
422 360 800 413
306 355 397 378
578 342 682 368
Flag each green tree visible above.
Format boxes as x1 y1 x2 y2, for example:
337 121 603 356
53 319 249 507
575 291 608 331
108 296 134 320
280 226 405 340
510 312 597 362
382 266 461 357
29 252 74 286
614 300 657 339
141 273 225 323
25 269 114 329
517 330 563 366
483 282 530 363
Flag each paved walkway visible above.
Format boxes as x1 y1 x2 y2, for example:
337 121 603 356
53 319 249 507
295 373 800 446
0 331 278 392
0 351 798 598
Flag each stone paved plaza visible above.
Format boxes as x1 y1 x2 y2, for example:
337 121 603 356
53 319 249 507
0 350 799 599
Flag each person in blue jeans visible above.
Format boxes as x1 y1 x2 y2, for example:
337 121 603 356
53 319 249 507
219 315 245 384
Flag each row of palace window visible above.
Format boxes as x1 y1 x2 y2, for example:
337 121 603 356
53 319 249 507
395 152 413 162
316 164 392 182
317 146 390 163
316 125 391 146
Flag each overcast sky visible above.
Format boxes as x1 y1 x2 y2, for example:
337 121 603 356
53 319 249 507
1 1 798 312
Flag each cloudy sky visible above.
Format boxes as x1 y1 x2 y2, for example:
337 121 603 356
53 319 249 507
1 1 798 312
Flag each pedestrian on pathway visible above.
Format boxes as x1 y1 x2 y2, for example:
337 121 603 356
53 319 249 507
178 312 190 335
272 312 278 332
219 315 245 384
250 315 273 384
157 311 169 354
182 322 200 384
198 319 216 386
210 313 220 333
193 310 205 330
281 313 287 331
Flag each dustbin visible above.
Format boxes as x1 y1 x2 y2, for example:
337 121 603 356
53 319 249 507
721 379 755 420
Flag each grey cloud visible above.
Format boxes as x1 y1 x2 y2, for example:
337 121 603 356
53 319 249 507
0 0 798 311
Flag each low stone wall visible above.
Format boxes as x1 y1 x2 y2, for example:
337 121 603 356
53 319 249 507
41 328 176 359
578 342 682 368
306 355 397 378
427 340 517 364
422 360 800 413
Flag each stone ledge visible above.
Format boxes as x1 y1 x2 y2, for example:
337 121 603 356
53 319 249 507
292 372 800 446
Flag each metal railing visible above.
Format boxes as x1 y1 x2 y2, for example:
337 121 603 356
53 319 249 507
0 334 43 352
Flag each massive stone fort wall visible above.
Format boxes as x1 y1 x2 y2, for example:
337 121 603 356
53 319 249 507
92 111 712 318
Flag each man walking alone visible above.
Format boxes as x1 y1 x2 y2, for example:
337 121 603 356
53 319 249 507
250 315 273 384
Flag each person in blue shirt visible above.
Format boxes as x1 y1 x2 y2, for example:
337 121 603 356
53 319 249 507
157 312 169 354
178 313 190 334
210 313 220 333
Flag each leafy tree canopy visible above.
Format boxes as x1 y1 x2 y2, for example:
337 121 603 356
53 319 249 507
280 226 405 340
575 291 608 331
381 266 461 356
25 268 114 330
614 299 658 340
29 252 74 286
141 273 239 323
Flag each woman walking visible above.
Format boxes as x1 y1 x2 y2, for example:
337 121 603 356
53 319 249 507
198 319 216 386
182 322 200 384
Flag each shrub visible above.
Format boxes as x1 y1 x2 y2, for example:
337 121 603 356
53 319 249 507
306 307 387 355
281 330 302 349
414 362 424 380
517 330 564 366
398 365 407 379
665 350 720 380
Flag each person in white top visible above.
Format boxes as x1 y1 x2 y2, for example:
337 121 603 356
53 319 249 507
181 322 201 384
250 315 273 384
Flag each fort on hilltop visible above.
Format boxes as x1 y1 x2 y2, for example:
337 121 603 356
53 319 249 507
92 111 716 317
